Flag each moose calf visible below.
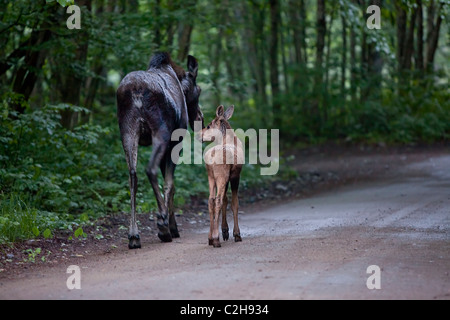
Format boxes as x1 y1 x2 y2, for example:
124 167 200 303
200 105 244 248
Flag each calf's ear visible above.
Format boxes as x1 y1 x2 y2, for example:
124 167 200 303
224 105 234 120
187 55 198 78
216 105 225 118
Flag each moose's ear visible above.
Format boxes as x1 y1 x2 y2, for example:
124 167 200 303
224 105 234 120
216 105 225 118
187 55 198 78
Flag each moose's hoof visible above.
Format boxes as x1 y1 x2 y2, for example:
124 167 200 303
234 234 242 242
158 231 173 243
128 235 142 250
157 214 172 243
208 238 213 246
222 229 229 241
212 238 221 248
157 220 169 229
170 227 180 239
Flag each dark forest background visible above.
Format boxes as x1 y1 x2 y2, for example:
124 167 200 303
0 0 448 242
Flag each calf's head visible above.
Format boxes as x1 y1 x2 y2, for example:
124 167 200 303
200 105 234 142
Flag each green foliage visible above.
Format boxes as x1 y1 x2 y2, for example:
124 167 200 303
43 228 52 239
1 0 448 245
24 248 41 263
46 0 74 7
0 102 130 243
341 75 450 143
0 100 277 244
0 194 40 244
74 227 85 239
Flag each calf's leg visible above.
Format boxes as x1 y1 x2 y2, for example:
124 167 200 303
222 189 229 241
231 177 242 242
207 175 216 246
212 180 228 248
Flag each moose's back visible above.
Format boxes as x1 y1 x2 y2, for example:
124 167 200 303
117 68 189 142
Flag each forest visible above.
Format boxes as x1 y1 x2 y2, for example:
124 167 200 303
0 0 448 243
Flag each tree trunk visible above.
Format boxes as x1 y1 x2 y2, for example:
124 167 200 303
8 2 57 113
364 0 383 101
177 0 196 63
425 1 444 71
255 5 268 113
128 0 139 12
81 0 107 124
269 0 281 128
288 0 303 67
106 0 117 13
312 0 326 128
238 4 258 96
350 25 357 102
426 0 435 52
402 5 417 70
82 63 103 123
395 1 407 71
341 13 347 96
210 18 223 107
238 1 267 124
288 0 308 116
225 5 245 102
60 41 89 130
315 0 326 75
11 29 51 113
164 0 179 49
415 0 424 70
59 0 92 130
299 0 308 65
324 6 336 94
152 0 162 48
279 8 289 94
177 24 193 63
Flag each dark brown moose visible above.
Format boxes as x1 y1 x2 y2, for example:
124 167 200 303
117 52 204 249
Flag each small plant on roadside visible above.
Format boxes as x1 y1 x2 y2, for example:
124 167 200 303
24 248 42 263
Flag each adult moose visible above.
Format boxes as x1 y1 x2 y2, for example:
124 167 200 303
117 52 204 249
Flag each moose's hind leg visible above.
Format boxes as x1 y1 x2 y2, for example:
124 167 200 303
127 167 141 249
161 152 180 239
121 132 141 250
128 234 141 250
146 137 172 243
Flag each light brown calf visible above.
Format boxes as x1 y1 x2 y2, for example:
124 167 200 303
200 105 244 248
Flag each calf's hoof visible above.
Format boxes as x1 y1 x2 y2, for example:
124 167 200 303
208 238 213 246
212 238 221 248
234 234 242 242
128 235 141 250
222 229 229 241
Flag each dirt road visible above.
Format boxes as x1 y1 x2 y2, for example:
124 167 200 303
1 152 449 300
